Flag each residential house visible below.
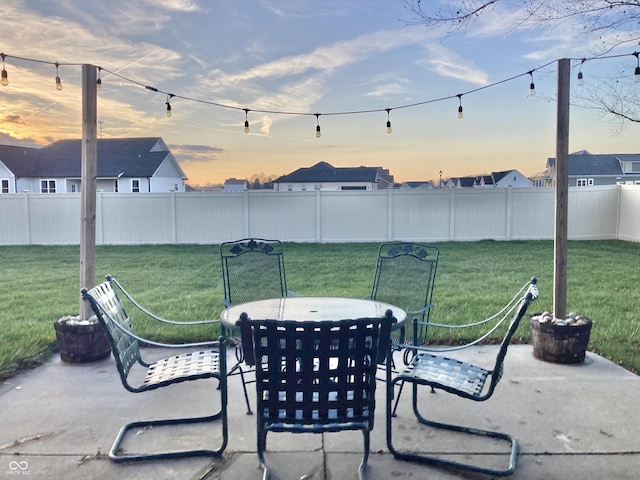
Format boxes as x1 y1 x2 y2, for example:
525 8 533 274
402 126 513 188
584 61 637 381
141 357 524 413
223 178 248 192
449 169 530 189
533 150 640 187
399 181 434 190
272 161 394 191
0 137 186 194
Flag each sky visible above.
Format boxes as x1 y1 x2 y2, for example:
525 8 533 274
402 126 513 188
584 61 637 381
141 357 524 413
1 0 639 186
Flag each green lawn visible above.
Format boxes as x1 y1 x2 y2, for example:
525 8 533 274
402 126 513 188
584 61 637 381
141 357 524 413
1 240 638 379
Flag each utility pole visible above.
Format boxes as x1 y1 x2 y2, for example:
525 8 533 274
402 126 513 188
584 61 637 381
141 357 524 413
554 58 570 320
79 64 97 320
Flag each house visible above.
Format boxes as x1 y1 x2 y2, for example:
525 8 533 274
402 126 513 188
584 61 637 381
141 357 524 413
449 170 530 189
272 161 394 191
491 169 532 188
399 181 434 190
223 178 248 192
0 137 187 194
533 150 640 187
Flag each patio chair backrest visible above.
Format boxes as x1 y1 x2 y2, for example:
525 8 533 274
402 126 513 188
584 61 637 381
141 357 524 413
239 314 394 431
370 242 439 341
82 281 142 390
220 238 288 306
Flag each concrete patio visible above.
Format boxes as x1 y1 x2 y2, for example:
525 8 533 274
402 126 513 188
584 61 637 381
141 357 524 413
1 345 638 479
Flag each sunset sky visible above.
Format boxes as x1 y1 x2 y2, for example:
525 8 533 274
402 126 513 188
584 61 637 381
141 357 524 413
1 0 639 186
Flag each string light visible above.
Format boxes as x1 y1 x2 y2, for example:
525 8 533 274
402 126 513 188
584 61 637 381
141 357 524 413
1 53 8 86
55 62 62 90
577 58 585 86
528 70 536 96
2 51 640 137
244 108 250 133
165 94 173 117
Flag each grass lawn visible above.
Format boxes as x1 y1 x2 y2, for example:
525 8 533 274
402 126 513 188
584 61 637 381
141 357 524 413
1 240 638 379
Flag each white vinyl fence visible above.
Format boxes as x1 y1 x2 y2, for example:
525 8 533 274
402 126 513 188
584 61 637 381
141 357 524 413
1 185 639 246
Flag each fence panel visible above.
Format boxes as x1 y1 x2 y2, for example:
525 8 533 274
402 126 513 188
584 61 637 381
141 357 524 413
1 185 638 246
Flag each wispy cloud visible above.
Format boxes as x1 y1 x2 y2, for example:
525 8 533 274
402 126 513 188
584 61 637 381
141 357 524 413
419 44 489 85
169 144 225 163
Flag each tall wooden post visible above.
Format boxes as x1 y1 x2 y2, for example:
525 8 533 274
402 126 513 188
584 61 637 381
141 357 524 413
79 64 97 320
554 58 570 320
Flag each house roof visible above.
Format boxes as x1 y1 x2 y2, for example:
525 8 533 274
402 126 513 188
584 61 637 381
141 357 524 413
0 137 186 179
567 151 624 176
273 161 381 183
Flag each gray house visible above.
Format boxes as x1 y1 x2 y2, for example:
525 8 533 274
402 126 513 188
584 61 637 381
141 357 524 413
535 150 640 187
0 137 187 194
272 161 394 191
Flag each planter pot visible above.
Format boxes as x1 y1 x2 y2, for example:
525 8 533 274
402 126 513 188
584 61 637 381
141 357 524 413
54 315 111 363
529 313 592 364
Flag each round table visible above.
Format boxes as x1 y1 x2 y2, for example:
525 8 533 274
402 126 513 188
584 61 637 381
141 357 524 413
221 296 406 331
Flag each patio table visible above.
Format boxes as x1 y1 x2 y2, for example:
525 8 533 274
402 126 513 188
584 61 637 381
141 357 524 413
221 296 406 331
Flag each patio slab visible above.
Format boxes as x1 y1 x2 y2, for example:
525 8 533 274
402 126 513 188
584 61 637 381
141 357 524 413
1 345 638 479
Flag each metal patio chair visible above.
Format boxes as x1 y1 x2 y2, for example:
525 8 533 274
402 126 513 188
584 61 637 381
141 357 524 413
237 310 395 480
368 242 439 414
369 242 439 359
81 276 228 462
220 237 294 414
386 277 538 477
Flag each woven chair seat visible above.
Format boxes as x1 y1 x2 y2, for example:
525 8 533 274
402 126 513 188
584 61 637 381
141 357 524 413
142 350 222 390
398 353 490 398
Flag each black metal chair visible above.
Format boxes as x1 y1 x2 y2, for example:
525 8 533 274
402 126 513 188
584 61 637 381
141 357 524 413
220 237 293 414
386 277 538 477
238 310 395 480
81 276 228 462
368 242 439 414
369 242 439 359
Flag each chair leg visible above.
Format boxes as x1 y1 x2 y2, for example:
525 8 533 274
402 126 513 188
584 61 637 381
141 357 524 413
257 428 271 480
228 361 253 415
109 379 228 462
386 378 518 477
357 429 370 480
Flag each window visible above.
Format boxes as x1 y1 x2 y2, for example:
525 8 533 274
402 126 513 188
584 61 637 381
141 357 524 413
131 179 140 193
40 179 56 193
301 184 307 191
1 179 8 194
71 184 77 193
341 186 366 191
114 180 119 193
577 178 594 187
287 185 292 191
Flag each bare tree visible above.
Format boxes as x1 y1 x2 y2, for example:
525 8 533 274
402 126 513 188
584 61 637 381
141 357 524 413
405 1 640 124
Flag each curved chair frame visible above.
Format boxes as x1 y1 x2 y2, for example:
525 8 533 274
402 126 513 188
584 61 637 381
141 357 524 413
386 278 538 477
82 276 228 462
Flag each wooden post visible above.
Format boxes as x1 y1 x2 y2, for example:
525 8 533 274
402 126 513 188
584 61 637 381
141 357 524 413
554 58 570 320
79 64 97 320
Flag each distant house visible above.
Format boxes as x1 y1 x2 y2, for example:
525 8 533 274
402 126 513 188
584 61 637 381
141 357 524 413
0 137 187 194
223 178 248 192
534 150 640 187
272 161 394 191
449 170 530 189
399 181 434 190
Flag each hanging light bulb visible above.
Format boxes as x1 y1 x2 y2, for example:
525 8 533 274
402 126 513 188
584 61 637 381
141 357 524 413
165 94 173 117
315 113 321 138
244 108 250 133
1 53 8 86
55 62 62 90
577 59 585 86
634 53 640 83
528 71 536 96
96 67 102 90
457 94 463 119
386 108 392 134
